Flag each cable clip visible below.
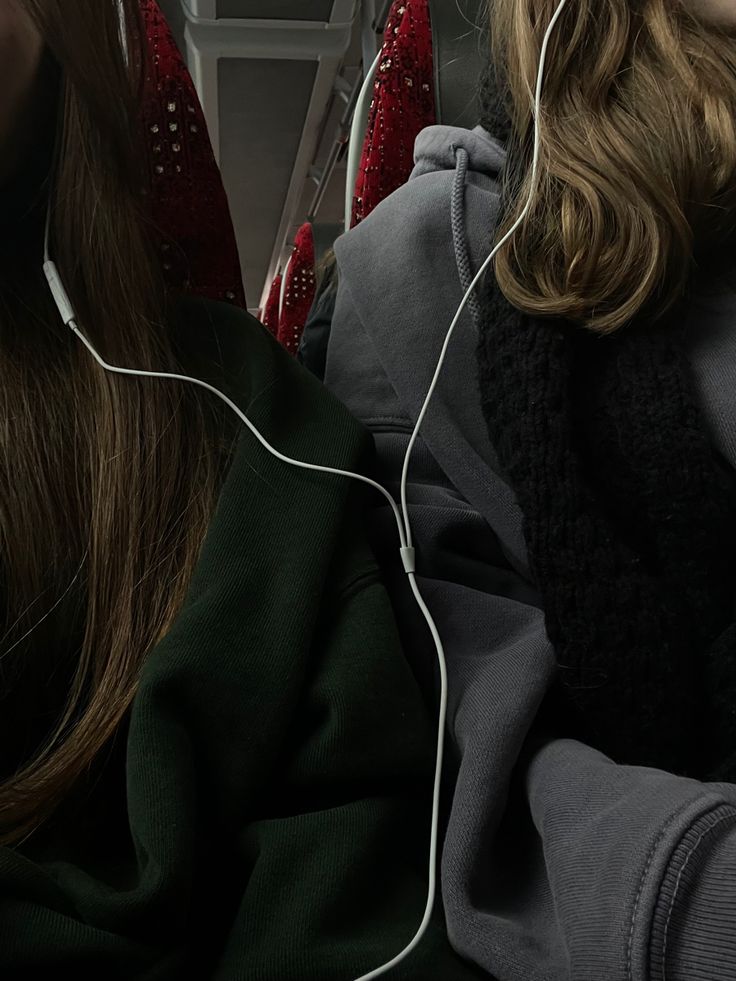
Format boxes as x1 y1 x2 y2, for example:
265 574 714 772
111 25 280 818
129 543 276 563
43 260 77 326
400 546 416 575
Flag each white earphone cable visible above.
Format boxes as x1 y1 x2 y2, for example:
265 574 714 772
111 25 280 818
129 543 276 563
399 0 568 547
41 3 568 976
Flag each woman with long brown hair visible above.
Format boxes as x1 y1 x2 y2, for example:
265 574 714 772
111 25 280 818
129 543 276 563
323 0 736 977
0 3 488 978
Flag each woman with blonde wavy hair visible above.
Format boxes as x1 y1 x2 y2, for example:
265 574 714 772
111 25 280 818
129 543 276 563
322 0 736 977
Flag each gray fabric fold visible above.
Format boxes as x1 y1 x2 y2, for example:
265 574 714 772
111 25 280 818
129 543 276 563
324 121 736 980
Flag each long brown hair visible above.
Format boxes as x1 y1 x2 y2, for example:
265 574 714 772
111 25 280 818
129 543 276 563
488 0 736 333
0 0 234 843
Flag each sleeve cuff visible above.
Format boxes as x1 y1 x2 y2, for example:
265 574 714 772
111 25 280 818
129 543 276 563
650 803 736 981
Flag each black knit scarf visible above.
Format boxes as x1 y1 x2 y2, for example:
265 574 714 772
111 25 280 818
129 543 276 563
476 65 736 781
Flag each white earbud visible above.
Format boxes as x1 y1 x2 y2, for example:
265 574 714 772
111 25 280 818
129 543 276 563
41 1 569 977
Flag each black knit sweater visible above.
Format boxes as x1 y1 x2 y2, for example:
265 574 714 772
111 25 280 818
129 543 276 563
476 64 736 780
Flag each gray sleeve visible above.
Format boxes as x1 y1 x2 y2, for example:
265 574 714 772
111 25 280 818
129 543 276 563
520 738 736 981
324 270 736 981
394 440 736 981
374 426 736 981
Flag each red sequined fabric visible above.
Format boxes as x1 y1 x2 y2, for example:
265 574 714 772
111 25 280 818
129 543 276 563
277 222 316 356
262 274 282 338
140 1 246 309
261 0 436 352
350 0 436 228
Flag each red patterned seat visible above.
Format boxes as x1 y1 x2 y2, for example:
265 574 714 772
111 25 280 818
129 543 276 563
139 1 246 309
262 0 437 355
261 274 282 338
351 0 436 229
277 222 316 356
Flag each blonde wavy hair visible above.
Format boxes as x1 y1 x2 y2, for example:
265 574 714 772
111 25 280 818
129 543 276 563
488 0 736 333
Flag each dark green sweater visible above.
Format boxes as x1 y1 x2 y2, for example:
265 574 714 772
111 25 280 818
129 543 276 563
0 296 483 980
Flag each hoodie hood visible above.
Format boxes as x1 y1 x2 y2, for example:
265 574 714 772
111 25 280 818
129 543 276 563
412 125 507 331
329 122 529 574
411 124 507 181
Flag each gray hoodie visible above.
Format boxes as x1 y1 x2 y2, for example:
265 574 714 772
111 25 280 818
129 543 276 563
323 124 736 981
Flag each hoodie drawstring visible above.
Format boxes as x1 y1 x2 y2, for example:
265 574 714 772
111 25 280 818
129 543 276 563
450 145 483 331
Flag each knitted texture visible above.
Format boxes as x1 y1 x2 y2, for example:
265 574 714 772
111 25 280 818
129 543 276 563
476 66 736 779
